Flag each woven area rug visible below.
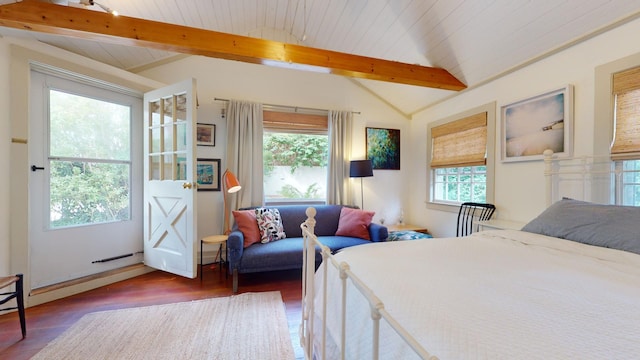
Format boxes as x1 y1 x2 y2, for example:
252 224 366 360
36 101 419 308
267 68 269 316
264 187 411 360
31 291 295 360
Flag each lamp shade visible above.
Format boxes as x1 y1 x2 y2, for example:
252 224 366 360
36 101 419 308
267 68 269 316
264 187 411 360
349 160 373 178
223 170 242 193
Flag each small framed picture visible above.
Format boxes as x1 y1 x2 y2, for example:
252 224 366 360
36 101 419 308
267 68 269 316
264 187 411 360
501 85 573 162
196 158 220 191
196 123 215 146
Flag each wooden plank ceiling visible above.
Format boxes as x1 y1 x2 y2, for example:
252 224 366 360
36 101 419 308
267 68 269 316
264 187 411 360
0 0 467 90
1 0 640 115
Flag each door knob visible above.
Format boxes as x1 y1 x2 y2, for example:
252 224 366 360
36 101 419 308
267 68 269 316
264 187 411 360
182 182 193 189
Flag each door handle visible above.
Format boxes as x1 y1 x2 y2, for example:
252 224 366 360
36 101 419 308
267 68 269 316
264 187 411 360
31 165 45 172
182 182 193 189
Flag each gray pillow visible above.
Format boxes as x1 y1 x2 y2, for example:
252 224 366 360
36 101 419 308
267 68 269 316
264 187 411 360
521 198 640 255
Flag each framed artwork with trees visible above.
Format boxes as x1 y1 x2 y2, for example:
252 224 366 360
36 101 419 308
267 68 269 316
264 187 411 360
366 127 400 170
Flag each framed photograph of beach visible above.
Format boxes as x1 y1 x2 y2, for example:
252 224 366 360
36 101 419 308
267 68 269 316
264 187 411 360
501 85 573 162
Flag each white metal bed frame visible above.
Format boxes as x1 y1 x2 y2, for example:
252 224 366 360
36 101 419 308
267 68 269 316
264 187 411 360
299 151 637 360
542 149 640 206
298 207 437 360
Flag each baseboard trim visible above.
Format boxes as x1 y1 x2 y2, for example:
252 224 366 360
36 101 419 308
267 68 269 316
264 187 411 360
28 263 154 307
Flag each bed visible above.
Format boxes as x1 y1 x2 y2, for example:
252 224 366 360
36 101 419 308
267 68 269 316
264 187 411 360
298 153 640 359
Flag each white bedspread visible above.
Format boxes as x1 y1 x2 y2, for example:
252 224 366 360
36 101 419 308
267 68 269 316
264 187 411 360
313 230 640 360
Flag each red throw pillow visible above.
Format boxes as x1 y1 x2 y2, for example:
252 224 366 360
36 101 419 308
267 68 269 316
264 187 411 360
232 210 261 248
335 207 375 240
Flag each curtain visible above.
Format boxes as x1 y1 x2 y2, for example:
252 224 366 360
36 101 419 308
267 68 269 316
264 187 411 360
226 100 264 212
326 110 353 205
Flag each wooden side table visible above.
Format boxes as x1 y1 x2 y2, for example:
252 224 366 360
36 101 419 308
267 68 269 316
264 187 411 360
200 234 228 280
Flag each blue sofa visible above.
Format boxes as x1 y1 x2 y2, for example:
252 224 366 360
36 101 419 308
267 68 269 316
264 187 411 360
227 204 388 292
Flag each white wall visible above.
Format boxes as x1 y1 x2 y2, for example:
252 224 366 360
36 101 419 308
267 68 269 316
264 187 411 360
137 57 411 239
410 17 640 237
0 38 10 275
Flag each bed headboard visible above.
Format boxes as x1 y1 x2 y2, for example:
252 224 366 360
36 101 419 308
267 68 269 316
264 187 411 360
543 149 620 206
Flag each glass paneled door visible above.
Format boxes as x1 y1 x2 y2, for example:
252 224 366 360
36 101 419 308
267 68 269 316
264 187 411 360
29 70 143 289
143 79 198 278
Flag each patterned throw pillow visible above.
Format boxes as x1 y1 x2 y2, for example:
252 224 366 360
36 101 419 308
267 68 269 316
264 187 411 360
255 208 286 243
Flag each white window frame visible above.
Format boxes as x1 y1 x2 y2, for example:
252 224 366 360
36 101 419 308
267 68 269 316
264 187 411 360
426 102 496 212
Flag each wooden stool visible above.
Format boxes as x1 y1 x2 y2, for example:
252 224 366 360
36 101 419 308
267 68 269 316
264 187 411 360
200 235 228 280
0 274 26 339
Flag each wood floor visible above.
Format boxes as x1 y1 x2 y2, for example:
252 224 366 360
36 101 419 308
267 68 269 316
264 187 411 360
0 265 304 359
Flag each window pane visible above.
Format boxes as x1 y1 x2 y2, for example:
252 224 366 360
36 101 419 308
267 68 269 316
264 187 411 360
163 154 173 180
621 160 640 206
49 90 130 161
177 157 187 181
263 132 328 202
473 183 487 202
150 155 161 180
433 165 487 203
473 174 486 183
163 124 174 152
151 127 161 153
50 160 130 228
176 123 187 151
434 182 445 200
446 183 458 201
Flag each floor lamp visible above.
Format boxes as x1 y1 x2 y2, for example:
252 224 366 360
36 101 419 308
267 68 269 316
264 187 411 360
200 170 242 279
223 169 242 235
349 160 373 209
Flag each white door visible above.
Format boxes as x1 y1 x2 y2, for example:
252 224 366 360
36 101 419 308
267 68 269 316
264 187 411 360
143 79 198 278
29 70 143 289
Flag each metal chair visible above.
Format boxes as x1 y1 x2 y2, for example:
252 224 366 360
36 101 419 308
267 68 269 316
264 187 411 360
0 274 26 339
456 202 496 237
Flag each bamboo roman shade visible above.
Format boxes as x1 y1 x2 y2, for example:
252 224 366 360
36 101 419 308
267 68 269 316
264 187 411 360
611 66 640 160
430 112 487 168
263 110 328 134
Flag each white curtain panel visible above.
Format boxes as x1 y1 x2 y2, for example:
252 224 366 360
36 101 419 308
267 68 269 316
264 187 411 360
225 100 264 211
327 110 353 205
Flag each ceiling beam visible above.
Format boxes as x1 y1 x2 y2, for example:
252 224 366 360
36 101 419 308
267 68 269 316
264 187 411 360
0 1 466 91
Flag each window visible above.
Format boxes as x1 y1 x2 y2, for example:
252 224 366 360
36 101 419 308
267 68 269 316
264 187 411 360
427 103 495 209
262 110 329 204
611 66 640 206
49 89 132 228
433 166 487 203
